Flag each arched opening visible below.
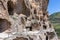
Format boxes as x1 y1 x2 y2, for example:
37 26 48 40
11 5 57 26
7 1 15 15
0 19 11 33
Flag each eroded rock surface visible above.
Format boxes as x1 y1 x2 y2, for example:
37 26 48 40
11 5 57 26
0 0 58 40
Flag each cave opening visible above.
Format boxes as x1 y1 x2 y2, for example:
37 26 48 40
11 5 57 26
46 35 48 40
0 19 11 33
26 27 32 31
7 1 15 15
43 25 47 29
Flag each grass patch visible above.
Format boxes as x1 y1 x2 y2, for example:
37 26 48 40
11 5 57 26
52 23 60 37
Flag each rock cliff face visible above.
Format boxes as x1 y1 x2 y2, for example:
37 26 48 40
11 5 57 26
0 0 58 40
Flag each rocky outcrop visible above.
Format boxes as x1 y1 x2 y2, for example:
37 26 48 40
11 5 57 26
0 0 58 40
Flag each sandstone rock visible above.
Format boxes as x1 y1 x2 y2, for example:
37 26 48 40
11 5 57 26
0 0 58 40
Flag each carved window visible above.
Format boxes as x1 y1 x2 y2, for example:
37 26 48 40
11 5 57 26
7 1 14 15
26 26 32 31
43 25 47 29
46 35 48 40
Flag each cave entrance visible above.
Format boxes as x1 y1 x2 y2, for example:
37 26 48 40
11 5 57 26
46 35 48 40
0 19 11 33
7 0 15 15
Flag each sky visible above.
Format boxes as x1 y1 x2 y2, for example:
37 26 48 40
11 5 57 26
48 0 60 15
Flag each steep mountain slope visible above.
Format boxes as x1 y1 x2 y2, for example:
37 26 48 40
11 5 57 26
49 12 60 37
49 12 60 23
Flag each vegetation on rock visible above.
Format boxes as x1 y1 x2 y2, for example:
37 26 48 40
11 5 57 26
49 12 60 37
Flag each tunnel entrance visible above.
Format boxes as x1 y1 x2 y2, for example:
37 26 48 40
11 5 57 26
0 19 11 33
7 0 15 15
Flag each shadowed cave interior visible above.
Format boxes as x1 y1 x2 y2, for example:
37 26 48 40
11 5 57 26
7 0 15 15
0 18 11 33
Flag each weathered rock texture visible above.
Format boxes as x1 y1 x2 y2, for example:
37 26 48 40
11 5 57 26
0 0 58 40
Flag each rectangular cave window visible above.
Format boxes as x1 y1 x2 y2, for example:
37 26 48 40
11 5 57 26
46 35 48 40
43 13 46 16
34 9 36 14
43 25 47 29
7 1 14 15
26 26 32 31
